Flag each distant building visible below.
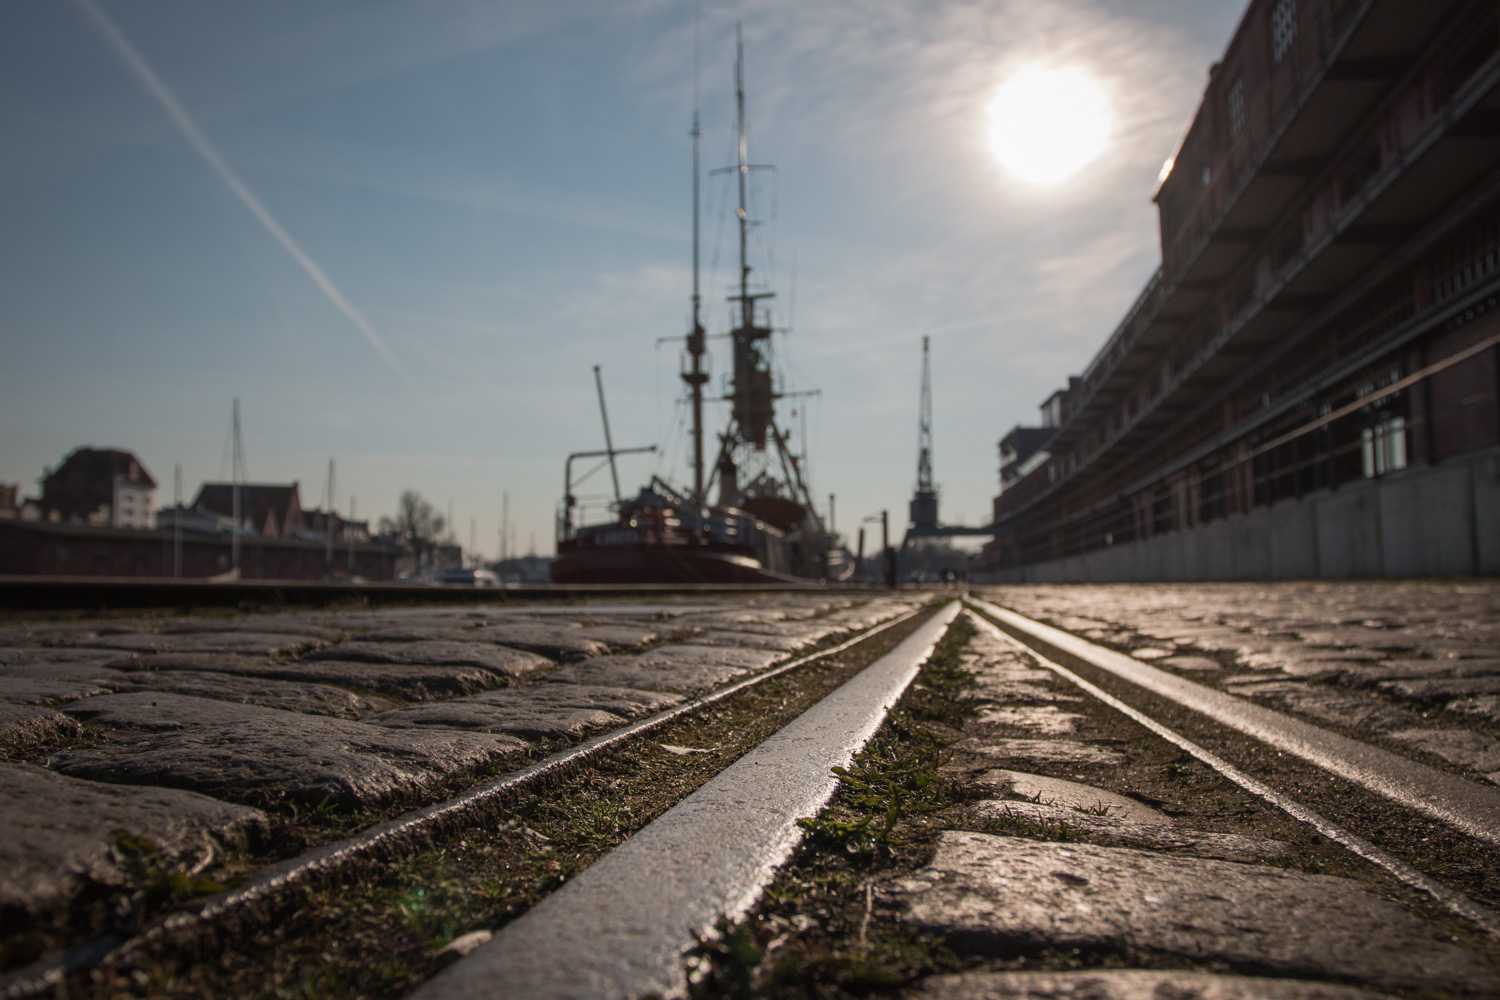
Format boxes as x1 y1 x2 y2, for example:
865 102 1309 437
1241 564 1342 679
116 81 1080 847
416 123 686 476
0 519 400 581
39 448 156 529
0 483 18 519
983 0 1500 581
191 483 305 538
300 508 370 543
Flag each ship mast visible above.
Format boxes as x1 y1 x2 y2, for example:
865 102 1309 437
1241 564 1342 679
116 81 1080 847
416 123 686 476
725 24 775 457
682 8 708 502
736 26 750 333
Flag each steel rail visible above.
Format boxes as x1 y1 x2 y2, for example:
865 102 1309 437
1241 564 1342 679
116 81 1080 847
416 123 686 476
3 604 929 1000
415 600 963 1000
968 597 1500 843
965 605 1500 940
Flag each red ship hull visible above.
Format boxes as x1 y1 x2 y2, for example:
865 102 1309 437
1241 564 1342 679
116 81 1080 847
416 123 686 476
550 540 794 584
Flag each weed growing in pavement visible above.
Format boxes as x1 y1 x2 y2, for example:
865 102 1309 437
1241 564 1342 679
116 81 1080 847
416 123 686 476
797 713 954 856
687 614 980 999
973 807 1082 843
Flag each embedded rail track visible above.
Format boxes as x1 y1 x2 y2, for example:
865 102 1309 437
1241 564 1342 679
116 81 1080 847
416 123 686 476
5 585 1500 998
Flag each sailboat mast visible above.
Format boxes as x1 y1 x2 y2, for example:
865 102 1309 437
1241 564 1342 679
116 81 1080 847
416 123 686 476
231 397 241 574
325 458 335 570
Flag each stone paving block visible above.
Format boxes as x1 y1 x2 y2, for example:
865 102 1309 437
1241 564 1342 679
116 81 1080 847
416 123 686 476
97 669 383 718
1334 658 1500 685
970 801 1291 863
0 675 114 707
884 831 1491 993
691 620 839 641
972 681 1082 705
545 654 750 695
973 705 1084 735
0 762 266 921
255 660 513 701
74 632 323 656
321 612 468 631
0 703 82 754
964 650 1049 677
1447 693 1500 725
468 683 682 717
960 737 1126 766
1243 681 1420 731
1293 628 1416 653
965 653 1052 677
355 624 614 662
910 969 1390 999
1377 675 1500 702
681 629 815 652
635 643 783 671
820 602 920 629
972 770 1166 824
367 683 681 740
1 623 142 647
307 640 553 680
349 626 490 644
49 715 527 808
0 661 127 685
1158 655 1223 672
368 684 678 740
61 692 292 731
160 618 341 640
365 701 613 740
668 609 793 628
1389 727 1500 773
1241 649 1384 678
1 646 122 667
111 652 508 701
568 624 663 648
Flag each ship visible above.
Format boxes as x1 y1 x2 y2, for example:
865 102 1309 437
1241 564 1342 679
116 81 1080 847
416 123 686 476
551 28 852 586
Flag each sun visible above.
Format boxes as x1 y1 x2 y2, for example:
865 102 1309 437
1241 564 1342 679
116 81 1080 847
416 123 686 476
987 65 1111 185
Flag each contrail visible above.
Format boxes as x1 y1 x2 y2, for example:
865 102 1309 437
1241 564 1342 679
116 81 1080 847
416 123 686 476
76 0 408 378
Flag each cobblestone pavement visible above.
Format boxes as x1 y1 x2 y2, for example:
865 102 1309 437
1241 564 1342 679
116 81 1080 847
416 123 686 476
0 594 918 975
9 587 1498 998
977 582 1500 785
893 618 1498 998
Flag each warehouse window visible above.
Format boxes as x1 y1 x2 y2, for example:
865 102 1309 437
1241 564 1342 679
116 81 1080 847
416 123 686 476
1361 416 1407 477
1271 0 1297 64
1227 79 1247 138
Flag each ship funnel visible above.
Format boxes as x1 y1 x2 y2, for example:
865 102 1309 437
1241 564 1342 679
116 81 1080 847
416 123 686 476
718 453 739 507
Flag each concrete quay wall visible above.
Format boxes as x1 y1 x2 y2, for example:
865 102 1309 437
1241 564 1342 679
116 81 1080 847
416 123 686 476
977 448 1500 583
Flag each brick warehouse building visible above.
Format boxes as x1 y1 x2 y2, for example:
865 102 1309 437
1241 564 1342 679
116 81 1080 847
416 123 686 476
982 0 1500 582
0 520 400 582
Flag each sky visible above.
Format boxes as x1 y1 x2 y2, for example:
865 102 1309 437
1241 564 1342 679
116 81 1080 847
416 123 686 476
0 0 1247 559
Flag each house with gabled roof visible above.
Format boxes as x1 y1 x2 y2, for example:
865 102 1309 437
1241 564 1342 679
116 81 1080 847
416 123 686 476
191 482 305 538
40 447 156 529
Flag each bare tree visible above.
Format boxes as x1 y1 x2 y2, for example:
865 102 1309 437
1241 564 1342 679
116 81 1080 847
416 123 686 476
378 490 446 569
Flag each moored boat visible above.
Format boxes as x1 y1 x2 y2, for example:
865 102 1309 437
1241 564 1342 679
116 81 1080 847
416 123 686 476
552 28 852 586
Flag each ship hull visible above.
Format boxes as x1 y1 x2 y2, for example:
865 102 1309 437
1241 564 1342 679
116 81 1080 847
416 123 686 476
549 542 797 585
